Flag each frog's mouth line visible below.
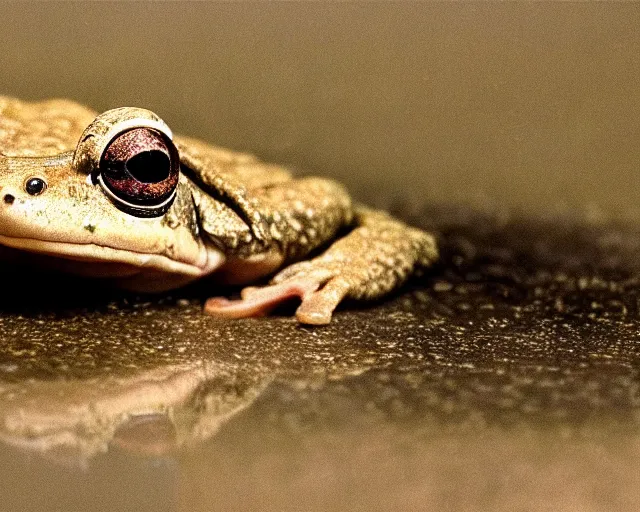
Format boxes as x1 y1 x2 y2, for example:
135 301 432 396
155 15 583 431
0 234 212 277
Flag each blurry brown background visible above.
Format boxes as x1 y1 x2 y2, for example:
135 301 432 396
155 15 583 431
0 2 638 216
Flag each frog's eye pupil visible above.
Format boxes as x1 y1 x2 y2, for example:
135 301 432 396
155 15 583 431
125 150 171 184
25 177 47 196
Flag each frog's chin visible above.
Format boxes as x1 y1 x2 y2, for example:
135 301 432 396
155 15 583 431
0 234 225 291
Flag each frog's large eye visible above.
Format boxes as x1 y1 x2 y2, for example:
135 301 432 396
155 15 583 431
98 128 179 217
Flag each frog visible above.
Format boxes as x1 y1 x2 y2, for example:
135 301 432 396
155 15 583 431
0 96 438 324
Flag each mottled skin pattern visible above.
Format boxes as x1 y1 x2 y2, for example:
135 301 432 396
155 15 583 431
0 96 438 324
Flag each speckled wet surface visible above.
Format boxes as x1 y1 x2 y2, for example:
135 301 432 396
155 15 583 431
1 204 639 512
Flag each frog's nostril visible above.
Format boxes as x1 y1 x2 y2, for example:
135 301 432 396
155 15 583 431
3 194 15 205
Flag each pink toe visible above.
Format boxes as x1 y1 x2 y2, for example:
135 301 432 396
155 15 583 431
204 280 319 319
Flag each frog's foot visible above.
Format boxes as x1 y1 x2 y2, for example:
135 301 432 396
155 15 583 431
204 264 349 325
205 208 438 325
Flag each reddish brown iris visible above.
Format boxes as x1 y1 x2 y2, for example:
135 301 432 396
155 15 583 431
100 128 179 206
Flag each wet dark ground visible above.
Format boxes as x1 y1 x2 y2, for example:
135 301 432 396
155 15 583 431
0 203 639 511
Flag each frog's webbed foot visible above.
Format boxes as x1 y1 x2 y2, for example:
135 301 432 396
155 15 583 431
204 207 438 325
204 265 352 325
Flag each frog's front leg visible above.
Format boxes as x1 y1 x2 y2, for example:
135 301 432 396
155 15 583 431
205 183 438 325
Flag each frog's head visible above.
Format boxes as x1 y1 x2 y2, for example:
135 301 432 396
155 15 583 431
0 105 224 290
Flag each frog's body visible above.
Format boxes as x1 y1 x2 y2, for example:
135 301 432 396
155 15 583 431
0 97 437 324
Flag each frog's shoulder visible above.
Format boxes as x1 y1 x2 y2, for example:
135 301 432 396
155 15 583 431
0 96 97 157
174 134 291 190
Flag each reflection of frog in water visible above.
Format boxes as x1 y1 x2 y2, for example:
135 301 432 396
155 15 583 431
0 97 437 324
0 362 270 463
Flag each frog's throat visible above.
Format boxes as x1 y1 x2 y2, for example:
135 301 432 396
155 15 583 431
0 234 224 278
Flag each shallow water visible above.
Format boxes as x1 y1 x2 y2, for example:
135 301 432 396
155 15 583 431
0 205 639 511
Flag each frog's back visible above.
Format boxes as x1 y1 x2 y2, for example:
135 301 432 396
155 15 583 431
0 96 98 157
0 96 292 188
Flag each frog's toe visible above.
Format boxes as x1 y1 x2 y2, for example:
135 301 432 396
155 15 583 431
203 278 321 320
294 277 351 325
